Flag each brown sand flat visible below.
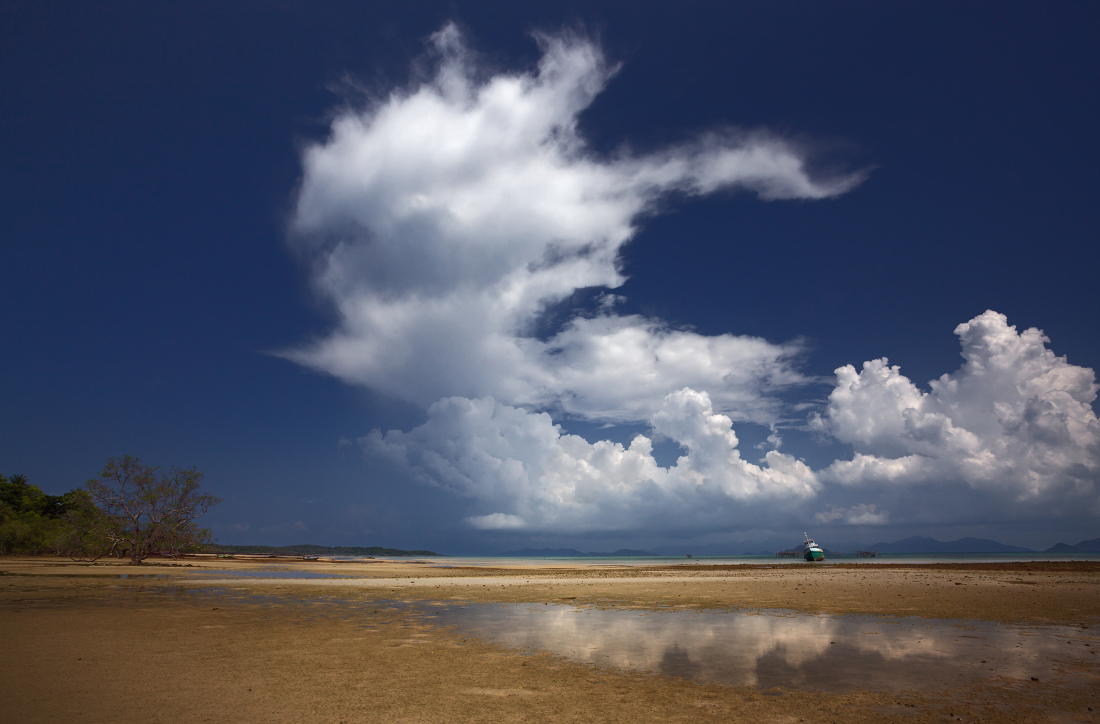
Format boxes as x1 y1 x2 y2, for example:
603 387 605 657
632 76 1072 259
2 556 1098 722
5 556 1098 623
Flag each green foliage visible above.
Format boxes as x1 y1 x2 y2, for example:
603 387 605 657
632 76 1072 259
0 473 72 554
1 458 221 562
0 473 68 519
54 488 117 560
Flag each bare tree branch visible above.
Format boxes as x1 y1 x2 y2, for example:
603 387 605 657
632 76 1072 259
82 456 222 565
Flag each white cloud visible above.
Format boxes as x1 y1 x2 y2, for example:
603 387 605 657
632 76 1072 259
815 504 888 525
284 24 862 426
468 513 527 530
393 310 1097 535
283 25 1100 535
814 310 1100 518
363 388 818 534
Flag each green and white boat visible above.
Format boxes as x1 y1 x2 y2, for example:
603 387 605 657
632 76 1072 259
803 533 824 562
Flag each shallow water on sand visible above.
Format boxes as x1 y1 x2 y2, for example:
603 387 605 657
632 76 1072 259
190 570 352 579
425 602 1099 692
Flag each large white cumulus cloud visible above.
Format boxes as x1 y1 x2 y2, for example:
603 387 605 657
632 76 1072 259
284 24 861 425
363 310 1098 533
282 24 1099 535
363 388 817 534
814 311 1100 520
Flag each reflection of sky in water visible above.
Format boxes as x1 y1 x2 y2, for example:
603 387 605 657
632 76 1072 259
430 604 1099 692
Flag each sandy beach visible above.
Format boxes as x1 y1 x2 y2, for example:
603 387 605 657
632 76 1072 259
2 556 1098 722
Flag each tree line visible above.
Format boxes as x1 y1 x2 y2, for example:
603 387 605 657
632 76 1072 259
0 455 221 565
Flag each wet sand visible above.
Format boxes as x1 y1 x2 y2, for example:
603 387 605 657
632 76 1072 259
2 556 1098 722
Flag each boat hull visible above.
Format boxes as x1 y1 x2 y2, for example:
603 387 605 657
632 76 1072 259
804 547 824 562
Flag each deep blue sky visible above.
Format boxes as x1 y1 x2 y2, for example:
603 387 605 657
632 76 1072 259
2 2 1098 552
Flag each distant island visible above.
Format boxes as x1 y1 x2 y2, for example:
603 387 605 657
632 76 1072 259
204 544 441 556
862 536 1034 555
1044 537 1100 553
853 535 1098 555
778 536 1036 558
502 548 654 557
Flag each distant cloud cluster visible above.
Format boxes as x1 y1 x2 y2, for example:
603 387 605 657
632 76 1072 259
364 388 817 533
815 504 888 526
286 25 1099 535
814 311 1100 522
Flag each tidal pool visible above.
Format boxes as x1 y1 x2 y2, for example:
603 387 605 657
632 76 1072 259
425 603 1099 692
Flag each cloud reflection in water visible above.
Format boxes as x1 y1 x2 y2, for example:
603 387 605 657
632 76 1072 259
435 603 1098 692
